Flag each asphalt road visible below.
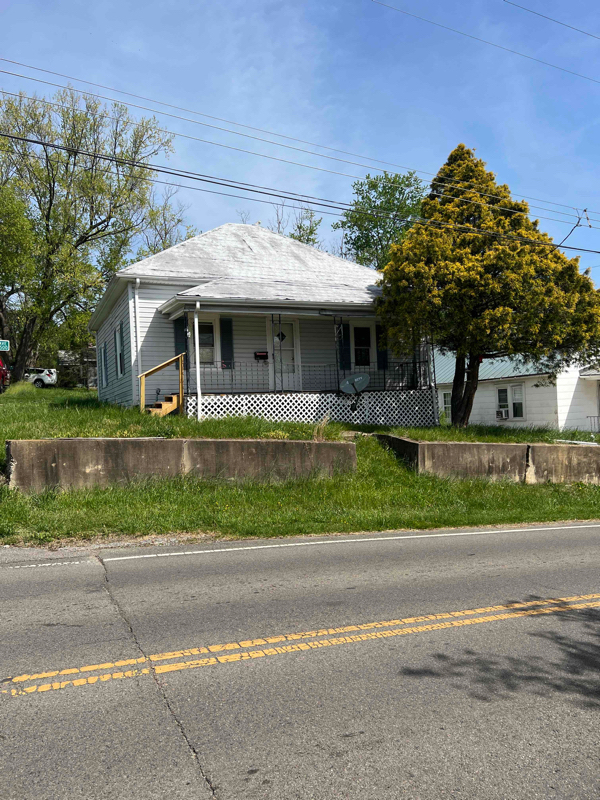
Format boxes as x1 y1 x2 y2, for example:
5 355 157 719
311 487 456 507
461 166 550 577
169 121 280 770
1 521 599 799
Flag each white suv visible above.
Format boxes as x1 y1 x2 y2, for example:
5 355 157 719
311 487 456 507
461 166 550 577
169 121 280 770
25 368 58 388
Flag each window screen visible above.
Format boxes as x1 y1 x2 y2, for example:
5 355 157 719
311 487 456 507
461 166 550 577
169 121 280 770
197 323 214 364
511 384 524 418
442 391 452 418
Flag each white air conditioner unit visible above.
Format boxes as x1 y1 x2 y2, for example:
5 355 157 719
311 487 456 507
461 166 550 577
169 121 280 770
496 408 510 420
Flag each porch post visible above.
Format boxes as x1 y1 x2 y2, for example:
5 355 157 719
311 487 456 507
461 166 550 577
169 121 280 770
194 301 202 421
333 317 340 393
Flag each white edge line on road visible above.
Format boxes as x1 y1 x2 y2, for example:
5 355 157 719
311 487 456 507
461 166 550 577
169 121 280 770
1 523 598 571
3 560 93 570
101 523 600 563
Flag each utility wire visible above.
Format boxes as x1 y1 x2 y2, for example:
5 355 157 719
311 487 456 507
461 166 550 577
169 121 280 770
502 1 600 41
2 130 599 254
1 109 593 231
0 58 594 217
372 0 600 86
1 85 592 227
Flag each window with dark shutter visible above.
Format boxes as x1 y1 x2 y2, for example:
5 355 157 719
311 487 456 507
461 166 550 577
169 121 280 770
173 316 189 371
220 317 234 369
339 322 351 371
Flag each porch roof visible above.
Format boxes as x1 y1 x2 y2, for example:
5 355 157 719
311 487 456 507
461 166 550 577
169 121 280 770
158 275 380 317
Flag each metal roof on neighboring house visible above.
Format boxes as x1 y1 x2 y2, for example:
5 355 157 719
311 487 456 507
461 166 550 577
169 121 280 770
434 351 547 385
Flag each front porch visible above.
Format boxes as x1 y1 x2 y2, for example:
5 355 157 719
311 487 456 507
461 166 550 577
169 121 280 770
142 308 438 426
189 358 430 395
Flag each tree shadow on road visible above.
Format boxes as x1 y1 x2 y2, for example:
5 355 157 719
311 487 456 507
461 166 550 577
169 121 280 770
400 598 600 709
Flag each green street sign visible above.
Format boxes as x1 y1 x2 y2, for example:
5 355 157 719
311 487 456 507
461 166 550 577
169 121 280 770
0 340 9 352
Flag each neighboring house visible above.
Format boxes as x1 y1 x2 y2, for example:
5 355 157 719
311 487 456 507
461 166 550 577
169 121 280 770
435 352 600 431
89 223 437 425
58 347 97 389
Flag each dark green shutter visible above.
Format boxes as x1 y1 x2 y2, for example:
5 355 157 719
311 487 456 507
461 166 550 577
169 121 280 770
376 324 388 370
173 316 189 372
220 317 234 369
339 322 351 371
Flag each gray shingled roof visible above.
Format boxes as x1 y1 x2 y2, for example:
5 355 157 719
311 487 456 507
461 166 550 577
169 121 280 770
176 276 380 305
434 351 547 384
118 223 379 300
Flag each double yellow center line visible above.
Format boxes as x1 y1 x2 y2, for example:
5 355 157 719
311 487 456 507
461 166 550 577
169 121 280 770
3 593 598 698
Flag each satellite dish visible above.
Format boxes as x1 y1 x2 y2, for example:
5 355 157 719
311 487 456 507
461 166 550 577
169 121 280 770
340 373 370 395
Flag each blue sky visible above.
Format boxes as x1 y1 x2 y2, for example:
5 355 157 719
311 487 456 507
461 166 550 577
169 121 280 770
1 0 599 274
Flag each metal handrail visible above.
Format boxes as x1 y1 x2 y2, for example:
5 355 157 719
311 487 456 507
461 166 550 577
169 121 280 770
139 353 184 413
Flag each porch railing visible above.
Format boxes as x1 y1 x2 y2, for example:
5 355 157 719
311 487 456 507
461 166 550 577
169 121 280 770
190 360 430 394
139 353 184 412
588 416 600 433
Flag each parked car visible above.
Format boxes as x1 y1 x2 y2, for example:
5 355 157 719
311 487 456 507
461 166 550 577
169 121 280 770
0 356 8 393
24 367 58 388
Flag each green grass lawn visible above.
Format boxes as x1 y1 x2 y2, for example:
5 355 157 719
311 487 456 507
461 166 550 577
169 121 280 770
0 383 342 471
350 424 597 443
1 383 600 545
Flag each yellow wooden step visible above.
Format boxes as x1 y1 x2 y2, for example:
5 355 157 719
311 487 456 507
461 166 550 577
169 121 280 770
146 393 181 417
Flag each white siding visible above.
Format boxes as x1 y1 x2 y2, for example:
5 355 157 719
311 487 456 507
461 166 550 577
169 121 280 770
96 287 133 406
137 283 191 405
438 378 559 428
556 367 598 430
232 315 268 361
299 319 337 365
299 318 338 391
98 286 387 405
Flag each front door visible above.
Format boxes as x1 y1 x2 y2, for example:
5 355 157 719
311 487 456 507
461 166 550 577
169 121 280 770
273 321 299 390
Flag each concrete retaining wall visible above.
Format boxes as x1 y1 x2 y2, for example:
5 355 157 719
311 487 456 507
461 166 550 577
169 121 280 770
376 435 527 482
527 443 600 484
5 437 356 492
376 434 600 484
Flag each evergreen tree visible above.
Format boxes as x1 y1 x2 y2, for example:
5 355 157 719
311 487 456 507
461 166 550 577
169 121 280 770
377 145 600 426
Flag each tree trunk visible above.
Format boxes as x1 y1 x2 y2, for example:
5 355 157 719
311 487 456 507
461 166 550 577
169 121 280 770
11 318 38 382
450 353 481 427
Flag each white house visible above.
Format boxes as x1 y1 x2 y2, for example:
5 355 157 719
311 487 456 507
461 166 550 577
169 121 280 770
435 353 600 432
89 223 437 426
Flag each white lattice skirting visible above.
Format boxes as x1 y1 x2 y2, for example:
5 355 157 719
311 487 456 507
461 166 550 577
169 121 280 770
185 390 436 426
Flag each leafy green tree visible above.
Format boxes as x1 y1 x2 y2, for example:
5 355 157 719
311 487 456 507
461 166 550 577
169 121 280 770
333 171 425 270
0 89 191 379
377 144 600 427
0 183 36 350
288 207 322 247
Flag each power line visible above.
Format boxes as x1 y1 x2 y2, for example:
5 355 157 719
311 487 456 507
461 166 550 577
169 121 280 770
2 130 599 254
372 0 600 86
502 1 600 41
1 101 600 230
0 58 595 218
1 85 593 228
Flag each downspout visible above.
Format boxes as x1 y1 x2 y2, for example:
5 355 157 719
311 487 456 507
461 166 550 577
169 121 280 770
194 301 202 421
134 278 141 406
